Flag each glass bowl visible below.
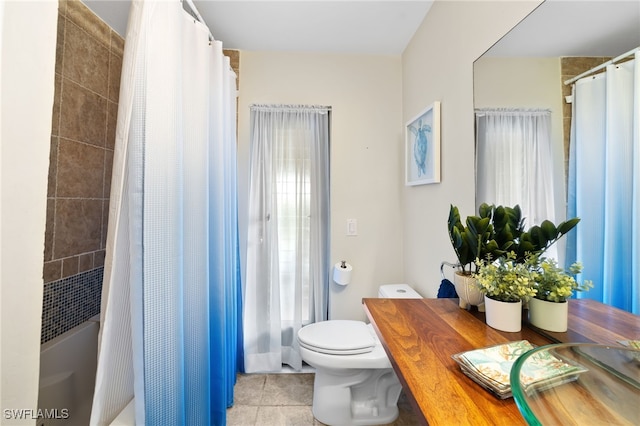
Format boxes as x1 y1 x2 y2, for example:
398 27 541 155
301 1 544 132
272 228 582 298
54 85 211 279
510 343 640 425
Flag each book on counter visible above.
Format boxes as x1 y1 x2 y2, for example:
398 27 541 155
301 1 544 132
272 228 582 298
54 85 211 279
451 340 587 399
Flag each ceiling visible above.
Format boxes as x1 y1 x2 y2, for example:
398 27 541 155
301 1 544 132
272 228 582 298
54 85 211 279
84 1 639 57
485 0 640 58
83 0 434 55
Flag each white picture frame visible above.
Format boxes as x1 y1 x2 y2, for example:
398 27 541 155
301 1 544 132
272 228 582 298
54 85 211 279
405 101 441 186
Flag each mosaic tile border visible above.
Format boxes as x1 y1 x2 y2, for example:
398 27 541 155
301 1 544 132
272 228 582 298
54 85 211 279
41 267 103 344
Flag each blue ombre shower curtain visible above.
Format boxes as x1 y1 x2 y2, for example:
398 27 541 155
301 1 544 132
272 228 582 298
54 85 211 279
90 1 242 425
568 51 640 314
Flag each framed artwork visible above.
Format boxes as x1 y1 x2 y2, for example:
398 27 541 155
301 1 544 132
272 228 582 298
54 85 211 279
405 101 441 185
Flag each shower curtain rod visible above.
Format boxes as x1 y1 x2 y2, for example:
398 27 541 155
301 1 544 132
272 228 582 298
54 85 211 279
183 0 214 41
181 0 236 78
564 46 640 85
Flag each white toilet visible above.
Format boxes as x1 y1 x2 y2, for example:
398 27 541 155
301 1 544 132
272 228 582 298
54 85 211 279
297 284 422 426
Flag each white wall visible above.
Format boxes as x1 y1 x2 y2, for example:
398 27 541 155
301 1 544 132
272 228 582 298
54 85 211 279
237 51 403 321
1 0 57 422
473 56 568 237
400 1 542 298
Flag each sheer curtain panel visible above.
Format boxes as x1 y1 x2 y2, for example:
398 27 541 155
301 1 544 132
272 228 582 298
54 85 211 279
90 1 241 424
475 108 563 260
244 105 330 373
475 109 558 225
568 52 639 314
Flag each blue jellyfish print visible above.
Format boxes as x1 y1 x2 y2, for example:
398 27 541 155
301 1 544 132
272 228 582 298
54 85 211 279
409 119 431 177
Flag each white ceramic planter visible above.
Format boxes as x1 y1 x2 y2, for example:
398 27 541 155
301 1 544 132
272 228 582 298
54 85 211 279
453 272 485 312
528 297 568 332
484 295 522 332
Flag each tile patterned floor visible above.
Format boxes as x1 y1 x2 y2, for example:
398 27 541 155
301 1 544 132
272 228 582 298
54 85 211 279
226 373 420 425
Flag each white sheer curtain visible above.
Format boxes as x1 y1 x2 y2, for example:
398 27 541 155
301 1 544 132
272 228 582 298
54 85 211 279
244 105 330 373
568 52 640 314
91 1 240 424
475 108 562 259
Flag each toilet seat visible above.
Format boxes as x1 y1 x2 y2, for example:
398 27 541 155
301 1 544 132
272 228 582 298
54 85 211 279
298 320 375 355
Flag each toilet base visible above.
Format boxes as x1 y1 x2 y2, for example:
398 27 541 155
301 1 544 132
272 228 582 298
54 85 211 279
311 367 401 426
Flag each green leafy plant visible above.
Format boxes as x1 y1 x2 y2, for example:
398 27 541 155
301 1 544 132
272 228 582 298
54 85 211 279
533 258 593 302
448 203 582 277
511 217 581 263
456 202 589 304
474 252 538 303
447 203 523 274
447 205 493 274
489 204 526 255
478 202 580 263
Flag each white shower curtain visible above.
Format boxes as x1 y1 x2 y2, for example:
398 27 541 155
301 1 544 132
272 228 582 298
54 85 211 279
568 52 640 314
243 105 330 373
91 1 240 424
475 109 562 259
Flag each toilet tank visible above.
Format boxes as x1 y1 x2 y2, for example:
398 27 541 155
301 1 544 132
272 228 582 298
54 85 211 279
378 284 422 299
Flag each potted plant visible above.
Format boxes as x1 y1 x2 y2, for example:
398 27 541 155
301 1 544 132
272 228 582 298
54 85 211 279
529 258 593 332
447 204 493 310
447 203 522 310
474 252 538 332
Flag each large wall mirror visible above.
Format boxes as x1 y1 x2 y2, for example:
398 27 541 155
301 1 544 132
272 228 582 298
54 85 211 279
473 0 640 313
474 0 640 213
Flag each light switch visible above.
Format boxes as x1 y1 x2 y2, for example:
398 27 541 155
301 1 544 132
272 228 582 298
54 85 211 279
347 219 357 236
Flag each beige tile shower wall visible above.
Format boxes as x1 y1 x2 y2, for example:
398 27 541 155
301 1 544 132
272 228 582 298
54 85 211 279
225 49 240 89
43 0 123 284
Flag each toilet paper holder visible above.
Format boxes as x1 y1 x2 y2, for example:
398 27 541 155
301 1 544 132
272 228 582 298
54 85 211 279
333 260 352 286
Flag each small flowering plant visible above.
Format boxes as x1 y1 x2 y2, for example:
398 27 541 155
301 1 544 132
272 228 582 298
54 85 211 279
533 258 593 303
474 252 538 303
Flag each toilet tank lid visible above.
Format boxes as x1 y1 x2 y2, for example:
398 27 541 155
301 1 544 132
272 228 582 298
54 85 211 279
378 284 422 299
